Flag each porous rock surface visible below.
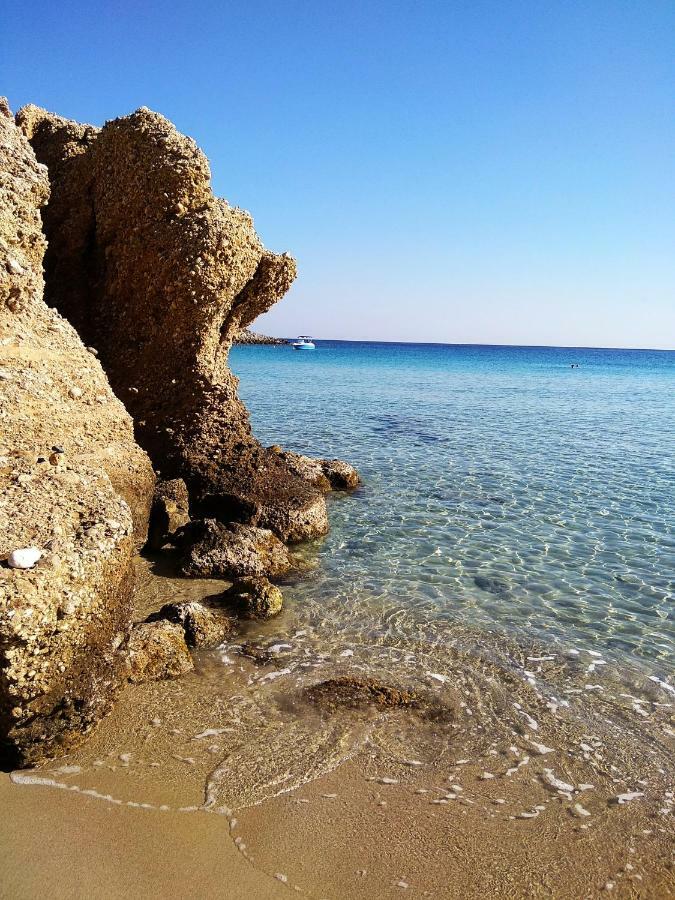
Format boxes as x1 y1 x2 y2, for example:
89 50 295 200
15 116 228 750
17 103 333 543
178 518 292 579
126 620 193 683
222 576 284 619
270 447 360 491
0 99 155 764
148 600 235 649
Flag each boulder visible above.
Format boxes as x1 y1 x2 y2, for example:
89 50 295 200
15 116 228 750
147 600 234 649
320 458 360 490
221 576 283 620
268 447 360 491
147 478 190 551
0 99 155 765
126 621 194 683
17 103 333 543
178 519 291 579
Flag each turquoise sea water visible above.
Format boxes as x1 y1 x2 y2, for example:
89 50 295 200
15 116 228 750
231 341 674 678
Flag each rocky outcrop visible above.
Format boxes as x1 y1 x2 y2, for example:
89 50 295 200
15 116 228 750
234 328 287 345
147 600 235 649
178 519 292 579
126 621 193 683
17 104 337 543
221 576 284 619
0 99 155 765
269 448 360 491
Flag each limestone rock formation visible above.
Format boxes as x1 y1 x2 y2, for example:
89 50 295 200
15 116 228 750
221 576 284 619
178 519 291 579
17 103 337 543
126 621 193 683
147 478 191 551
148 600 235 649
0 99 155 764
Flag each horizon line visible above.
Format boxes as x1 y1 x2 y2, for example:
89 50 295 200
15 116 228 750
251 336 675 353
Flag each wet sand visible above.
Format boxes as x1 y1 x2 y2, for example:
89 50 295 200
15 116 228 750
2 745 673 899
0 773 287 900
2 555 673 899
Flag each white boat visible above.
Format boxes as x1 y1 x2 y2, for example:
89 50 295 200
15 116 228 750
291 335 316 350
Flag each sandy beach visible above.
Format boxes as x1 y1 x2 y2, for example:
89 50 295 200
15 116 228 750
2 733 673 898
2 553 673 899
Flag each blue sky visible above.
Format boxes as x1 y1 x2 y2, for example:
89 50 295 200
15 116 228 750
4 0 675 348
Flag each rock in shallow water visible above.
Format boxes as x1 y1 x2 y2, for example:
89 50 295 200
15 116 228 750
178 519 291 579
126 621 194 683
268 447 360 492
303 677 421 711
148 600 235 649
221 576 283 619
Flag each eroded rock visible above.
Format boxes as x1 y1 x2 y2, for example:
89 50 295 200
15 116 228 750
126 621 194 683
17 103 335 543
221 576 283 619
178 519 291 579
0 99 155 765
147 600 235 649
268 448 360 492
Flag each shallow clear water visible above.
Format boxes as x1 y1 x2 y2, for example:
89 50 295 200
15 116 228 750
231 341 674 674
17 341 674 846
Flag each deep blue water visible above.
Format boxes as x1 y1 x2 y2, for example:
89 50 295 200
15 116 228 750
231 341 674 674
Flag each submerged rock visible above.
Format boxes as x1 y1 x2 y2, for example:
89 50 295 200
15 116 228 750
147 478 191 551
0 99 154 765
304 677 421 711
148 600 234 649
221 576 283 619
178 519 291 579
126 621 194 683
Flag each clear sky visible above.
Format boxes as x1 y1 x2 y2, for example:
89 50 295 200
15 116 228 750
4 1 675 348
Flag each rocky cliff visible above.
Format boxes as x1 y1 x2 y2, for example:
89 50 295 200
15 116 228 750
1 99 357 765
0 99 155 764
18 105 329 543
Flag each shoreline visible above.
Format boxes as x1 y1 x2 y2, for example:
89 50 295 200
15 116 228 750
2 553 673 899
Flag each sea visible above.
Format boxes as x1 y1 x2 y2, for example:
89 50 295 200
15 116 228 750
231 340 674 674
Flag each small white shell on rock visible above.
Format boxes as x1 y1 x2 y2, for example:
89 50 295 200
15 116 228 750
8 547 42 569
